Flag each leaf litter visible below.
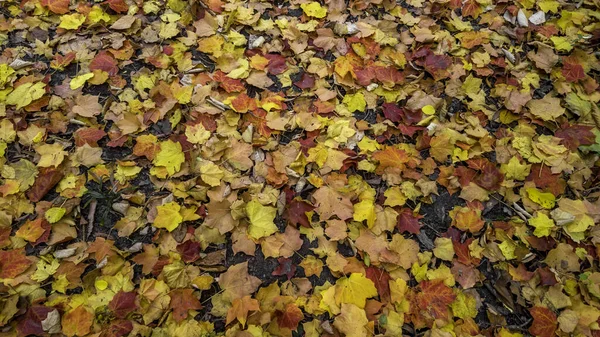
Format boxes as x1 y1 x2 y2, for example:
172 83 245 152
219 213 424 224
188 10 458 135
0 0 600 336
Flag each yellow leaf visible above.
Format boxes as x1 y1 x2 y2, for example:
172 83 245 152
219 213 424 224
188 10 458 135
6 82 46 109
153 140 185 176
154 201 183 232
384 187 406 207
70 73 94 90
58 13 86 30
342 92 366 113
35 143 67 168
529 212 554 237
451 292 477 319
538 0 559 12
335 273 378 308
433 237 454 261
185 123 211 144
526 188 556 209
198 160 224 187
500 157 531 181
353 199 376 228
45 207 66 224
246 200 277 240
550 36 572 52
31 258 60 282
333 303 369 337
301 2 328 18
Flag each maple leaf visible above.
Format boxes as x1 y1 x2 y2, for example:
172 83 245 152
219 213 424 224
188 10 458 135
15 218 48 243
529 307 557 337
365 266 391 303
246 200 278 240
396 208 422 234
373 146 410 170
108 291 138 319
16 305 53 336
450 206 484 233
415 280 456 320
555 123 595 150
153 140 185 176
285 199 315 228
170 288 202 322
277 303 303 330
105 0 129 13
41 0 70 14
226 295 259 326
176 241 201 263
272 257 297 280
0 248 33 278
335 273 378 308
312 186 353 221
218 262 262 302
462 0 482 18
562 58 585 83
105 320 133 337
153 201 183 232
333 303 369 337
61 305 94 337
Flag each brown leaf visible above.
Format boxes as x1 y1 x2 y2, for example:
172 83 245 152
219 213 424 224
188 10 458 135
529 306 557 337
169 289 202 322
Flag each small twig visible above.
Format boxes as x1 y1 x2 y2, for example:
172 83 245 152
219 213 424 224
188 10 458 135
86 199 97 241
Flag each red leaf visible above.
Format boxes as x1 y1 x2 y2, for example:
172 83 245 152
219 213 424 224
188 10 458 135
41 0 69 14
27 167 64 202
462 0 482 18
555 123 595 151
176 240 201 263
415 280 456 320
105 320 133 337
272 257 296 280
169 289 202 322
382 103 403 123
277 303 303 330
0 248 33 278
473 162 503 190
373 65 404 86
213 70 245 93
17 306 53 336
89 51 119 76
286 199 315 228
50 52 76 70
265 54 288 75
529 307 557 337
562 59 585 83
365 266 391 303
74 127 106 147
293 73 315 89
105 0 129 13
396 208 422 234
108 291 138 319
422 52 452 80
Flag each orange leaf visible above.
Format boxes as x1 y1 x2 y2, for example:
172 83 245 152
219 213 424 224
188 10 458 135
277 303 303 330
41 0 69 14
415 280 456 320
529 306 557 337
106 0 129 13
372 146 410 170
170 288 202 322
61 305 94 337
15 218 47 243
450 206 484 233
226 295 260 326
0 248 33 278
